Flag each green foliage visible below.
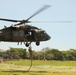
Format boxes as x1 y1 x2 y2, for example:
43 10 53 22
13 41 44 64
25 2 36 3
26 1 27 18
45 49 63 60
0 47 76 61
1 48 29 60
41 48 76 61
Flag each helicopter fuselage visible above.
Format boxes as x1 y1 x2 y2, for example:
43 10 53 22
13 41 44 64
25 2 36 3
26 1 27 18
0 24 51 46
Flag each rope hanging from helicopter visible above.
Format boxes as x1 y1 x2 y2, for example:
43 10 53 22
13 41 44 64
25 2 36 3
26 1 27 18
27 44 33 71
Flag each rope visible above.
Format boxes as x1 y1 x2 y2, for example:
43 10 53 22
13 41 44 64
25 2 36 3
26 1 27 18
27 45 33 71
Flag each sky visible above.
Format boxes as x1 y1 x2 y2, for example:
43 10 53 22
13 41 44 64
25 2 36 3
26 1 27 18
0 0 76 51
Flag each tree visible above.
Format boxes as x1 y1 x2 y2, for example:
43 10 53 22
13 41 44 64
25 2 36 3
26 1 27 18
5 48 28 59
32 51 38 60
21 49 29 59
41 47 63 60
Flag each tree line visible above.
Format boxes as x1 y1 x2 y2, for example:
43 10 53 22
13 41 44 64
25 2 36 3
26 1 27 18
0 47 76 61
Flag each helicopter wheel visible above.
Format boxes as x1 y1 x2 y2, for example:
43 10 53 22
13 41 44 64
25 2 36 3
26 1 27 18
36 42 40 46
26 42 29 47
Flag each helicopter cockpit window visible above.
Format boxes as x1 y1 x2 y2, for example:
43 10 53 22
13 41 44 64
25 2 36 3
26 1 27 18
40 31 46 36
43 31 46 34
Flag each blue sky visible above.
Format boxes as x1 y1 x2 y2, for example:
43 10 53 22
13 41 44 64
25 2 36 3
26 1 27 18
0 0 76 50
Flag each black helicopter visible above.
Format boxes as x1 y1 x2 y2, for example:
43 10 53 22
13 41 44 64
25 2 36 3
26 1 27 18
0 5 51 47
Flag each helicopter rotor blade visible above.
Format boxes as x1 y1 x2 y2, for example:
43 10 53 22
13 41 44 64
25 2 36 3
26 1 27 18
0 5 50 24
0 18 21 22
16 5 51 25
0 17 72 24
28 21 72 23
26 5 50 21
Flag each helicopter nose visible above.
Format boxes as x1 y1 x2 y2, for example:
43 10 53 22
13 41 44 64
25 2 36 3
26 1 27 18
45 33 51 41
47 35 51 40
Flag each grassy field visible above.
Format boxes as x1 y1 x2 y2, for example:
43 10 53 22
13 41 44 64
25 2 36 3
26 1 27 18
0 60 76 75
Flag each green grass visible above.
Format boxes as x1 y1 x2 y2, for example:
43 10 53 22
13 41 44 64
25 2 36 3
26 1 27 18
6 60 76 66
0 60 76 75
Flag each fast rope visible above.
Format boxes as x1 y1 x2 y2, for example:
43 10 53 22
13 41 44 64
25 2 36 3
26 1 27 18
27 44 33 71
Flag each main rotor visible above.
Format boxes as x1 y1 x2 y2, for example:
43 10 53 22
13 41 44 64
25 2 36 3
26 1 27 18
0 5 50 25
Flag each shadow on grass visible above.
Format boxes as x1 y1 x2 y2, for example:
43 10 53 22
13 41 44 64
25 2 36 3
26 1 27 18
2 70 48 73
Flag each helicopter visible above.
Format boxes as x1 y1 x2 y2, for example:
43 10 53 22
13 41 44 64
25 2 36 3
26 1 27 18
0 5 51 47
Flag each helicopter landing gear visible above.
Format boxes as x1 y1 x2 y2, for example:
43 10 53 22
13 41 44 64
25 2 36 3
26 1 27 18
26 42 29 47
24 42 31 47
36 41 40 46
